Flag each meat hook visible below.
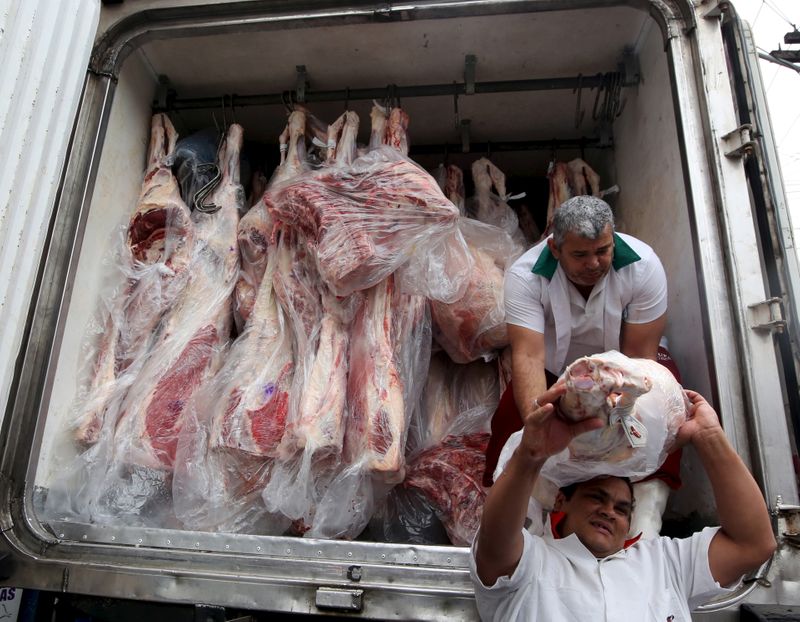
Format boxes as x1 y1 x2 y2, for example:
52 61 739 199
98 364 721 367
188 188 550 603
573 73 585 129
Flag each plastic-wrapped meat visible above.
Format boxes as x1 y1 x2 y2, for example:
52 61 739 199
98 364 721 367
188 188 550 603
209 233 294 458
266 112 467 302
73 113 194 445
469 158 526 248
235 111 308 329
430 219 523 363
112 123 244 470
404 432 490 547
497 351 688 512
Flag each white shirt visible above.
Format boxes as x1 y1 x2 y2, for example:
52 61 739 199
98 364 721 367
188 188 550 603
504 232 667 374
470 524 737 622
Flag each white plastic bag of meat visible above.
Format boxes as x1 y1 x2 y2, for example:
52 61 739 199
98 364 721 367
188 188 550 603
266 112 471 302
430 218 524 364
496 350 688 513
373 357 500 546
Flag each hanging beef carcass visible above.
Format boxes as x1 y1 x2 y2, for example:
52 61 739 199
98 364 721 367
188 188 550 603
469 158 526 248
112 123 244 470
73 113 195 445
235 111 309 329
444 164 466 215
566 157 601 197
209 234 294 457
544 158 602 235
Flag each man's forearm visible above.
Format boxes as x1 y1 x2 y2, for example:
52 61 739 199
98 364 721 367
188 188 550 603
476 449 543 585
512 353 547 418
694 428 775 574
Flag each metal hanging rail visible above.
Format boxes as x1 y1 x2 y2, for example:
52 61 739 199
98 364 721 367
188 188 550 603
409 137 610 156
154 73 617 112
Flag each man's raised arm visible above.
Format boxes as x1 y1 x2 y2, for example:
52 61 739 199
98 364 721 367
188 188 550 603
475 384 603 586
678 391 776 587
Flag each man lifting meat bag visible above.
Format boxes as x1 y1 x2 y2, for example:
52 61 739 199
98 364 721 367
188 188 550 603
485 195 681 537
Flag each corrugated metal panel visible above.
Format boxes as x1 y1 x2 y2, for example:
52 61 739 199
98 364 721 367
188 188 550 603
0 0 100 417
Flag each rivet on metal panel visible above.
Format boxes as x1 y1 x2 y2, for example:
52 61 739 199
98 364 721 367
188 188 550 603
196 542 201 548
348 552 353 557
59 534 64 539
286 548 291 554
256 546 261 552
81 535 87 540
225 545 230 550
447 558 452 564
318 550 323 556
138 539 143 544
166 539 171 545
413 556 418 562
110 536 115 542
381 554 386 559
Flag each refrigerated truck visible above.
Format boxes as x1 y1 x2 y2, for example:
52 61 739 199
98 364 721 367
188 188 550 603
0 0 799 619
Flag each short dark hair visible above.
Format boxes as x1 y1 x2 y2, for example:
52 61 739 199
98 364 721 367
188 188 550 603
560 476 635 506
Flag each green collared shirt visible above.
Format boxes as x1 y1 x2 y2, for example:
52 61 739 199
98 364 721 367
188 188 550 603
531 233 641 280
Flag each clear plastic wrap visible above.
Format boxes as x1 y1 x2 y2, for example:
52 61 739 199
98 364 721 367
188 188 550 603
496 351 688 514
430 218 524 363
266 141 470 301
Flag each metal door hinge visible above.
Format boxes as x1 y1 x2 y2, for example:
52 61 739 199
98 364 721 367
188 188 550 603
315 587 364 612
749 297 787 333
722 123 757 158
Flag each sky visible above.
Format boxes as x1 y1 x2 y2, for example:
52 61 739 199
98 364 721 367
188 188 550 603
732 0 800 251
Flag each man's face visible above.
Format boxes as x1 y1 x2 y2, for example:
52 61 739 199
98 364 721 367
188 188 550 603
549 225 614 288
555 476 633 558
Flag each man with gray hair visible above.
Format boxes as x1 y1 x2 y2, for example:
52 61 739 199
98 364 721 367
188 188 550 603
484 196 668 498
